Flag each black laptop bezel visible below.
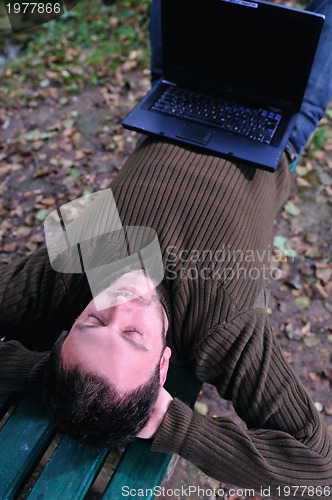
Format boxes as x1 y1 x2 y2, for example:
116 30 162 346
161 0 325 112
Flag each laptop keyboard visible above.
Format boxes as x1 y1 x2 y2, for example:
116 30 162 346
151 87 282 145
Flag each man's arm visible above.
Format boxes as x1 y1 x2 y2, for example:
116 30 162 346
151 309 332 499
0 246 90 393
0 340 49 394
0 246 90 347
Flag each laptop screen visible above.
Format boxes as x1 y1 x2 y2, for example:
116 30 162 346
161 0 324 111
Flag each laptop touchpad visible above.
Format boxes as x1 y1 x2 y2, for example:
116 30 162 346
176 123 213 145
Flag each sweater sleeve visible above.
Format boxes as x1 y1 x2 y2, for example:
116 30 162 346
0 340 49 394
152 309 332 499
0 247 66 335
0 246 90 348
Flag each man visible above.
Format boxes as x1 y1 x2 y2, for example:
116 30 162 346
1 1 332 498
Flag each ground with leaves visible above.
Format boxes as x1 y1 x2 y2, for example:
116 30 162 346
1 0 332 498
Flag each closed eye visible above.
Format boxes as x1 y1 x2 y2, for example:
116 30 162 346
121 328 147 351
76 313 106 329
122 327 144 337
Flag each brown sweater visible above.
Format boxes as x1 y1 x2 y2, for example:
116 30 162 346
0 137 331 498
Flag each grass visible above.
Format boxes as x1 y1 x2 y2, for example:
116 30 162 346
0 0 152 103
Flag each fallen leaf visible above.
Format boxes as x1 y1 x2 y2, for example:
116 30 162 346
316 195 327 204
39 131 57 140
69 168 81 177
30 234 45 244
16 226 32 237
25 241 38 252
285 323 304 341
295 165 309 176
295 296 310 309
303 334 320 347
304 231 319 243
305 246 322 259
24 214 35 226
50 157 60 166
314 402 323 412
194 402 209 415
315 267 332 283
75 150 86 160
296 177 310 188
308 371 321 382
72 132 81 146
33 167 51 179
35 209 49 221
284 200 301 216
2 242 17 252
47 121 62 131
23 129 40 141
301 321 312 335
32 140 44 151
62 119 75 129
318 171 332 186
62 159 74 168
273 235 298 258
41 197 56 207
312 282 329 299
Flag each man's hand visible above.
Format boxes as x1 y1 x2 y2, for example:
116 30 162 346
137 387 173 439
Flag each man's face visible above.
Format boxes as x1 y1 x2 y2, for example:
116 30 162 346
61 271 171 394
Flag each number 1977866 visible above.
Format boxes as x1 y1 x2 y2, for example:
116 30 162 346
6 3 62 14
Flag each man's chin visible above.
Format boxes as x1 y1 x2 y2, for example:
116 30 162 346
94 272 160 310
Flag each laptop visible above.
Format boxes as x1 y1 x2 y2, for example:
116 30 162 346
122 0 324 172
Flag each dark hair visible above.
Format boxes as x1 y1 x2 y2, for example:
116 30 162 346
43 334 160 450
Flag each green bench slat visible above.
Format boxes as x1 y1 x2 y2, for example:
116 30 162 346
103 440 172 499
27 436 109 499
0 364 201 499
102 364 202 499
0 394 56 499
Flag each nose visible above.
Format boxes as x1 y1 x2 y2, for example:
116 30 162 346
109 293 146 327
94 291 135 312
110 293 130 307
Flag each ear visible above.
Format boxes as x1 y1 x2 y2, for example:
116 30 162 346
159 346 172 386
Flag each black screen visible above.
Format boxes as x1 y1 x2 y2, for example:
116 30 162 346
162 0 324 110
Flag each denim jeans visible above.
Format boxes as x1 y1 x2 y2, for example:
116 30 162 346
289 0 332 155
149 0 332 157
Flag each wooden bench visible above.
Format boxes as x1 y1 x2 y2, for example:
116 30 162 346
0 364 201 499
